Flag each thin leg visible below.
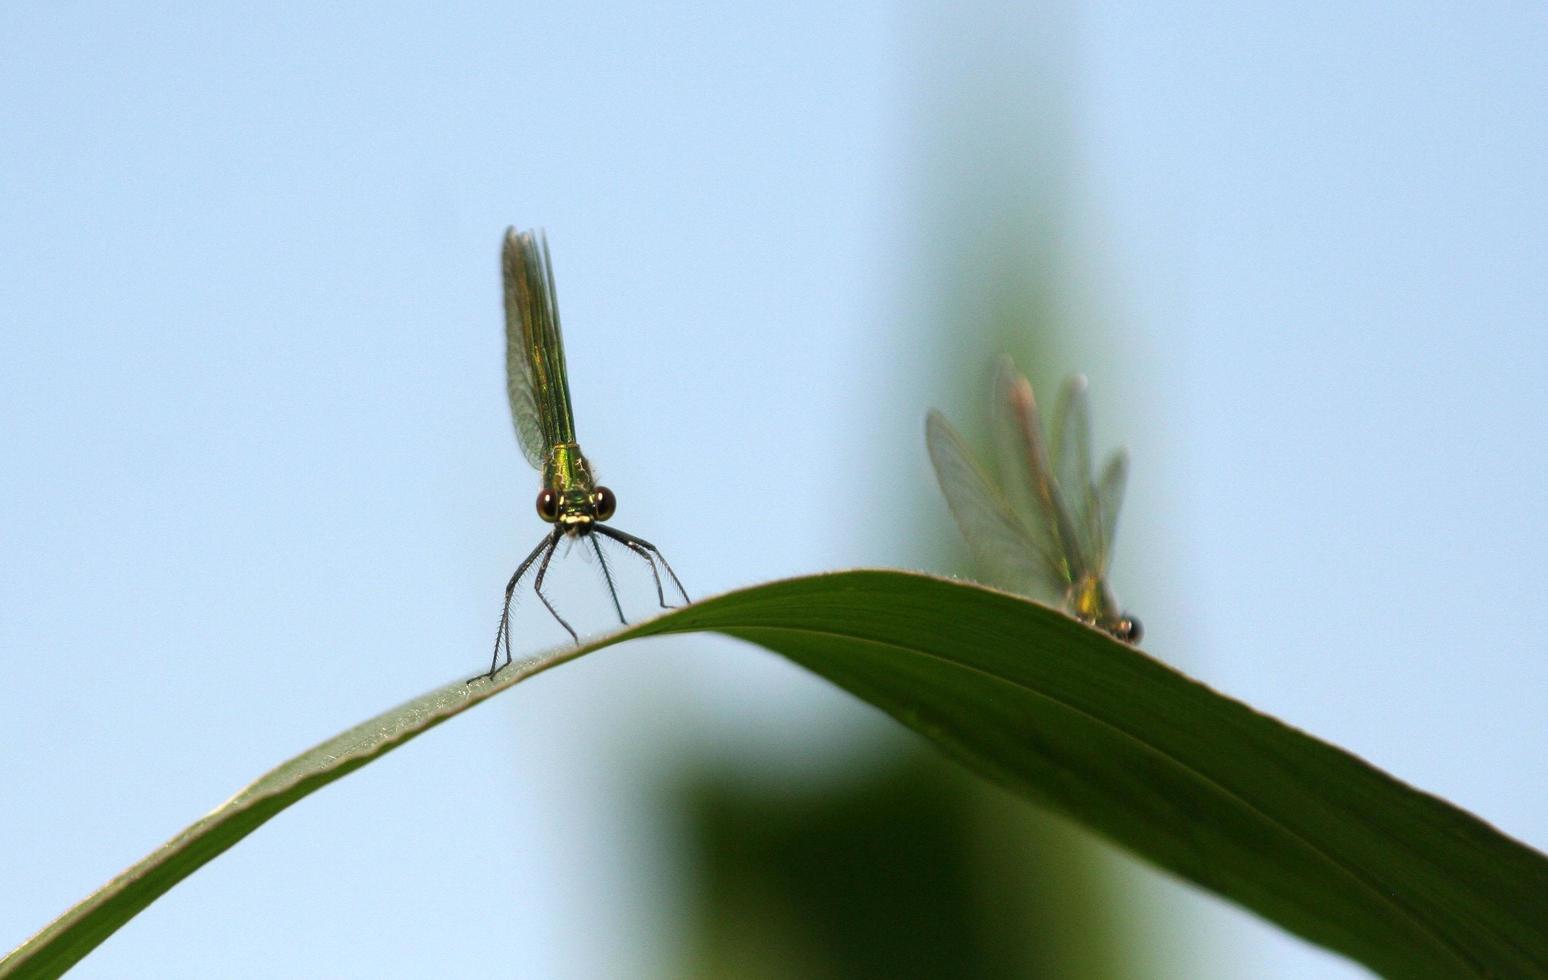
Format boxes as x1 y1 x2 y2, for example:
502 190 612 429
621 539 668 607
591 528 668 607
594 525 689 605
473 531 554 683
532 529 577 644
588 531 628 624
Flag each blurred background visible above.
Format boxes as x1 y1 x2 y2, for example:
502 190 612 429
3 3 1547 977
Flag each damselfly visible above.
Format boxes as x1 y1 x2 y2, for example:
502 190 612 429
926 357 1141 643
481 228 688 679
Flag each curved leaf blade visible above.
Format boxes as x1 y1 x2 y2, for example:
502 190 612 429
5 570 1546 978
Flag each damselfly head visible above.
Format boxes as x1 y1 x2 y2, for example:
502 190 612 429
535 485 617 528
1109 616 1142 645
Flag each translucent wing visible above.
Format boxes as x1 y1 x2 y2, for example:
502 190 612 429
991 360 1052 558
502 228 577 471
1093 449 1129 575
991 359 1085 589
1051 374 1101 576
503 230 549 469
926 410 1059 602
506 359 546 471
989 361 1075 591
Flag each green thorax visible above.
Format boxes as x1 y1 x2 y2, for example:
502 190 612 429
1068 574 1120 625
544 442 598 519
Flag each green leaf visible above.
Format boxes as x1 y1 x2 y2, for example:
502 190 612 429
5 570 1545 978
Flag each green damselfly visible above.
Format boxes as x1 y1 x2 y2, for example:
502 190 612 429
482 228 688 679
926 357 1141 643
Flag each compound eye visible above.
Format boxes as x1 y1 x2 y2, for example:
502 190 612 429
1119 617 1143 645
536 489 559 523
592 486 616 521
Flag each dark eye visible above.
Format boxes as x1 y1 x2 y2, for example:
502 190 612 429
592 486 616 521
1119 617 1143 645
536 489 559 522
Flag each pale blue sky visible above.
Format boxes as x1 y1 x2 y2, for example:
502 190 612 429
3 3 1546 977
